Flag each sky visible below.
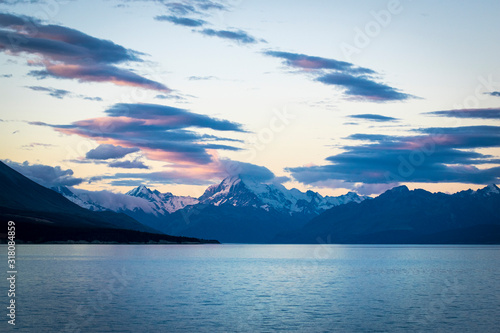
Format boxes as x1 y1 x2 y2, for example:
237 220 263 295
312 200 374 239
1 0 500 197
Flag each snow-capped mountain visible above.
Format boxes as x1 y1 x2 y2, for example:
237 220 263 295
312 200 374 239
474 184 500 197
54 177 367 225
454 183 500 198
125 185 199 214
199 176 367 215
51 185 107 211
53 185 198 216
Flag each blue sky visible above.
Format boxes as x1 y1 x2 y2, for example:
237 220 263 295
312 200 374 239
1 0 499 197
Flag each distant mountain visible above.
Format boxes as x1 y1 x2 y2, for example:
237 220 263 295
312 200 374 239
54 176 367 242
5 159 499 244
274 185 500 244
152 176 367 243
53 185 199 232
0 161 217 244
51 185 108 211
199 176 366 216
126 185 199 214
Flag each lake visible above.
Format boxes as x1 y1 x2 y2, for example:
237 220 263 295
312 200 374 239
1 244 499 332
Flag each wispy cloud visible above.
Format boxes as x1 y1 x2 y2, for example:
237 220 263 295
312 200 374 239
26 86 70 99
485 91 500 97
195 0 227 11
0 13 170 92
20 142 56 150
199 28 262 44
159 0 227 15
0 0 45 4
155 15 206 27
425 108 500 119
264 51 374 74
288 126 500 193
26 86 103 101
264 50 415 102
1 74 12 78
348 114 399 122
163 2 198 15
188 75 218 80
146 1 263 46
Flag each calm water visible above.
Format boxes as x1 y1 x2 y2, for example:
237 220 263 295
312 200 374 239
1 244 499 332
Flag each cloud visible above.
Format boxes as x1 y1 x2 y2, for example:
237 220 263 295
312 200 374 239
21 142 56 150
1 74 12 78
155 15 206 27
194 0 226 11
109 170 214 186
0 0 45 3
188 75 217 80
486 91 500 97
348 114 399 122
155 94 189 102
425 108 500 119
288 126 500 192
141 1 264 47
160 0 227 15
27 65 168 92
264 50 414 102
26 85 103 101
32 103 244 165
85 144 140 160
0 13 170 92
3 159 84 187
104 103 244 131
317 73 413 101
163 2 198 15
105 159 279 186
26 86 70 99
218 159 276 182
264 51 374 74
109 179 147 187
199 28 261 44
83 96 103 102
108 159 149 169
415 126 500 148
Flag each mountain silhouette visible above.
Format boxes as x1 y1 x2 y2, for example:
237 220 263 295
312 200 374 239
274 185 500 244
0 161 217 244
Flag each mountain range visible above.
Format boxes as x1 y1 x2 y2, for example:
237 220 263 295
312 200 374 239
53 175 367 243
3 159 500 244
274 184 500 244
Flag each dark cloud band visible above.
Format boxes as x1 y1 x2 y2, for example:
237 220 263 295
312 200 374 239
264 50 415 102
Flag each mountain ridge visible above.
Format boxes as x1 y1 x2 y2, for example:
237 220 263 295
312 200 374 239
273 184 500 244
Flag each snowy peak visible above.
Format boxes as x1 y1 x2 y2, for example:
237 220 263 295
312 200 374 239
199 176 367 215
55 184 198 216
485 184 500 194
199 176 259 207
51 186 107 211
126 185 198 213
474 184 500 197
127 185 159 199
